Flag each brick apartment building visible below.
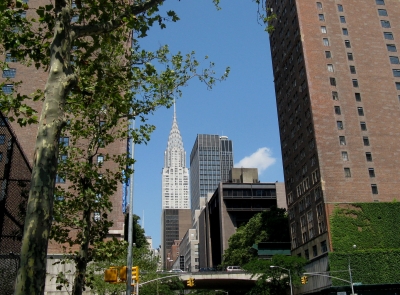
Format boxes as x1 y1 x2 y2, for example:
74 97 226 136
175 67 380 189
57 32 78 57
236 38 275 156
1 0 126 255
266 0 400 260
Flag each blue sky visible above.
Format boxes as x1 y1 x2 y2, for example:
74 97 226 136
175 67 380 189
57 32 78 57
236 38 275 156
132 0 283 249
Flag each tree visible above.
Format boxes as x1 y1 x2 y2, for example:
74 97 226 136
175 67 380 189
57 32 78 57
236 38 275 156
1 1 229 295
245 255 307 295
223 207 290 266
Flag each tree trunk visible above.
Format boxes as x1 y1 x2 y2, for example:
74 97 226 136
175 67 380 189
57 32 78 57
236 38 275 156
13 8 73 295
72 206 92 295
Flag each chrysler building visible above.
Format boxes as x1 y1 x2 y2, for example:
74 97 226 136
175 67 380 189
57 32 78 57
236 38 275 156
161 105 190 209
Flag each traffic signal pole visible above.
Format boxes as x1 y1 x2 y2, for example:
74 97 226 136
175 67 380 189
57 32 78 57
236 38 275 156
126 118 136 295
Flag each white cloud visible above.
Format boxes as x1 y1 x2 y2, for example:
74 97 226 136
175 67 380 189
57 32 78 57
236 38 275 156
234 147 276 174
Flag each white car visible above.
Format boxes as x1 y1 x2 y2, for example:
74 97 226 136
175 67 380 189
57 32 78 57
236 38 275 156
169 269 185 273
226 266 241 272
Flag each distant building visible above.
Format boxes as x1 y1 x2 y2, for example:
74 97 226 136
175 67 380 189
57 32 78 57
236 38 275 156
178 228 199 272
190 135 233 218
161 209 191 270
161 105 190 209
198 168 286 268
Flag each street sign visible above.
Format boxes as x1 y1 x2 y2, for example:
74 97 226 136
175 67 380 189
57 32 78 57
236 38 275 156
353 282 362 286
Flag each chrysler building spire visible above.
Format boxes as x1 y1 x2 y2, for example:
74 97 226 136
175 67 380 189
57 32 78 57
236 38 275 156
161 104 189 209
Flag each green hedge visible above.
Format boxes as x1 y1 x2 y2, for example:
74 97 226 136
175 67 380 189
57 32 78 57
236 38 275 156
329 203 400 285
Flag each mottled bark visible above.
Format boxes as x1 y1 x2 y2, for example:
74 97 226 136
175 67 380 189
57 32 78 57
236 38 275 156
13 3 74 294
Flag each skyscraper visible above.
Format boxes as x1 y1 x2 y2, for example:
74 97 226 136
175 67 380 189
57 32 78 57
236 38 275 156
267 0 400 259
161 105 190 209
160 106 191 269
189 135 233 215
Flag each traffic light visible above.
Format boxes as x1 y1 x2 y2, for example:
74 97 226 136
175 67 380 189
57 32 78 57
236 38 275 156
132 266 140 282
119 266 127 282
104 267 118 283
187 278 195 287
301 276 308 284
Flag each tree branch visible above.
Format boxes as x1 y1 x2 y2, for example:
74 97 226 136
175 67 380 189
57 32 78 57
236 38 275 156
72 0 164 39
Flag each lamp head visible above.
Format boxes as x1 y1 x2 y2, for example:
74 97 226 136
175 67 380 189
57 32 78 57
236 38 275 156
270 265 276 268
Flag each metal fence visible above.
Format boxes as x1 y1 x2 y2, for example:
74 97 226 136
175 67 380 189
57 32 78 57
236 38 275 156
0 114 32 295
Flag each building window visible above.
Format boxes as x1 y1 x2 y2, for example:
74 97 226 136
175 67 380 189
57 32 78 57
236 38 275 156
350 66 356 74
337 121 344 129
334 106 341 115
94 212 101 221
366 152 373 162
369 168 376 177
371 184 378 194
378 9 388 16
59 137 69 146
384 32 394 40
352 79 359 87
56 174 65 183
313 245 318 257
393 69 400 77
340 16 346 23
5 53 17 62
355 93 362 101
2 68 16 78
396 82 400 90
2 84 13 94
317 2 323 9
363 136 370 146
376 0 385 4
339 136 346 145
390 56 400 64
360 121 367 131
387 44 397 52
321 26 327 33
337 4 343 12
345 40 351 48
347 52 354 61
357 107 364 116
342 151 349 161
325 51 332 58
381 20 391 28
0 152 2 162
321 240 328 253
305 249 310 260
97 155 104 163
319 14 325 21
342 28 349 35
330 77 336 86
323 38 330 46
332 91 339 100
327 64 334 72
0 135 5 145
344 168 351 177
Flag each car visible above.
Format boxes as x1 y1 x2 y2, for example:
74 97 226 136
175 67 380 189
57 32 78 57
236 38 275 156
169 269 185 273
226 266 241 272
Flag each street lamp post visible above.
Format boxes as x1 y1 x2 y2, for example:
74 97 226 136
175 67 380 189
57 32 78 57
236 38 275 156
348 244 357 295
270 265 293 295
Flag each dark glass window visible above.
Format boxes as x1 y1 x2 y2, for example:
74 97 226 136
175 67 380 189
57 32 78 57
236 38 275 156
352 79 359 87
393 69 400 77
56 175 65 183
337 4 343 12
325 51 332 58
350 66 356 74
339 136 346 145
347 53 354 60
313 245 318 257
358 107 364 116
345 40 351 48
2 69 16 78
2 84 13 94
376 0 385 5
337 121 343 129
360 122 367 131
334 106 341 115
369 168 376 177
340 16 346 23
5 53 17 62
0 135 5 145
381 20 391 28
363 136 370 146
378 9 388 16
330 77 336 86
355 93 362 101
344 168 351 177
59 137 69 146
396 82 400 90
332 91 339 100
390 56 400 64
342 28 349 35
319 14 325 21
387 44 397 52
371 184 378 194
384 32 394 40
366 152 373 162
